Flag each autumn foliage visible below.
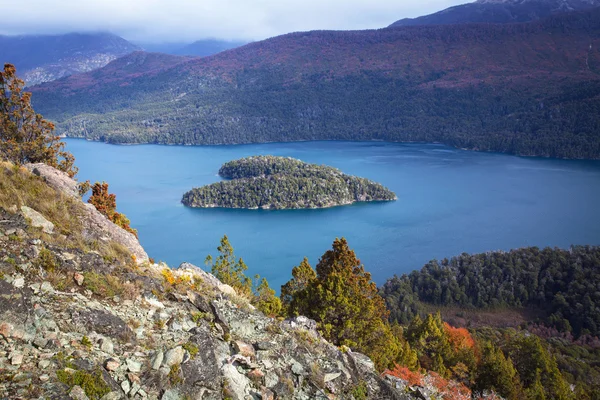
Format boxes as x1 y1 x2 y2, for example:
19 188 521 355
88 182 137 238
0 63 77 177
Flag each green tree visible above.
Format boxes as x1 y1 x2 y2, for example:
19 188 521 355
254 277 282 317
281 237 401 370
205 235 252 296
281 257 316 316
474 341 521 400
507 335 573 400
0 63 76 177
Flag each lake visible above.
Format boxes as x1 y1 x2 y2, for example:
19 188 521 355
64 139 600 290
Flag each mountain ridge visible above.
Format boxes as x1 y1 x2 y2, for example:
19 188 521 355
389 0 600 27
0 32 140 86
30 9 600 159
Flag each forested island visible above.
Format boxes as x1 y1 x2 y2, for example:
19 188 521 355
182 156 397 209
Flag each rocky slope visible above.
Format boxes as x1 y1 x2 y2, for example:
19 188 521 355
0 33 140 86
0 163 463 399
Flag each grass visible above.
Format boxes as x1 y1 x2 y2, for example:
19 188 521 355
56 368 111 400
0 162 132 265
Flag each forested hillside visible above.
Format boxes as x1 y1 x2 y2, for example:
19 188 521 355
381 245 600 336
31 9 600 159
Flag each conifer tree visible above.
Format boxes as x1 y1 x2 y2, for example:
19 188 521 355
205 235 252 296
281 238 401 370
280 257 316 316
254 277 282 317
474 341 521 400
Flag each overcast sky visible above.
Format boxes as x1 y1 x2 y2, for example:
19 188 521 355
0 0 467 43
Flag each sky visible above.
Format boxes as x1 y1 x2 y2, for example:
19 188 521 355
0 0 467 43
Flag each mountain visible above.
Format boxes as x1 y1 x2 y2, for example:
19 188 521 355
30 9 600 159
389 0 600 26
173 39 248 56
0 32 140 86
138 39 247 57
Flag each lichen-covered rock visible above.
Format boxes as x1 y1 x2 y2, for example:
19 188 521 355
20 205 55 234
71 308 135 343
24 163 148 262
0 199 485 400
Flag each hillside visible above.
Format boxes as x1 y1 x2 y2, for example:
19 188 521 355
182 156 397 209
389 0 600 26
0 162 482 400
0 33 140 86
30 9 600 159
174 39 248 56
139 39 247 57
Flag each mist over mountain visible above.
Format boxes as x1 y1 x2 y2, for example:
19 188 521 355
0 32 140 86
389 0 600 26
137 39 247 57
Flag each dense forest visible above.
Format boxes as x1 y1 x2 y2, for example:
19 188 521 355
182 156 396 209
380 246 600 336
30 9 600 159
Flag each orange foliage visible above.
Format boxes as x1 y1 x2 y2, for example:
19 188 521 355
88 182 138 238
384 364 424 386
444 322 475 351
428 371 472 400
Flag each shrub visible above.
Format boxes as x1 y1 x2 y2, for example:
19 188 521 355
0 64 77 177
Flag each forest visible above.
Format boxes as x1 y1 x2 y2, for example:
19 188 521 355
182 156 396 209
29 8 600 159
380 245 600 337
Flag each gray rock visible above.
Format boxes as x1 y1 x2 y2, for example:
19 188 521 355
21 206 54 234
10 352 23 365
120 380 131 394
126 359 142 373
25 163 80 198
69 385 90 400
100 392 124 400
324 371 342 382
22 163 148 262
71 308 135 343
151 350 164 370
100 338 114 354
222 363 251 400
164 346 184 367
161 389 181 400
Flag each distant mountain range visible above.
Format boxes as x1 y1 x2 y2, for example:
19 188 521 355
30 9 600 159
138 39 247 57
0 32 141 86
390 0 600 26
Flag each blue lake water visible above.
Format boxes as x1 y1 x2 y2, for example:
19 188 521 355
64 139 600 290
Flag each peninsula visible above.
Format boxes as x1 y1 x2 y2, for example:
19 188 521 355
182 156 397 209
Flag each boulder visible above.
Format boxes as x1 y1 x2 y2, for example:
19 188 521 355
20 206 54 234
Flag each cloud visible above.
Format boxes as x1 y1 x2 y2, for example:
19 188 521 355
0 0 464 42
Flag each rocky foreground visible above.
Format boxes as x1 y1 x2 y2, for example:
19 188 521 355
0 163 472 399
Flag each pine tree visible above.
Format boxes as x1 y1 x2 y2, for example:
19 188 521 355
280 257 316 316
474 341 521 400
281 238 401 370
0 63 76 177
205 235 252 296
254 277 282 317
